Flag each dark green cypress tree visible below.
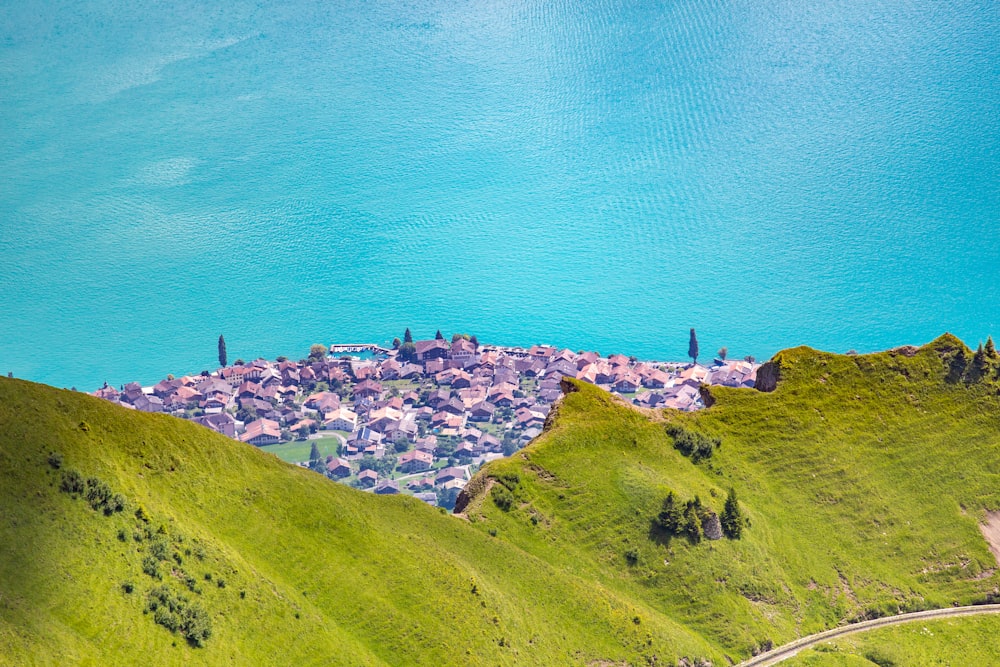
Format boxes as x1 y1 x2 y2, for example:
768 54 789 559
435 330 444 340
682 500 703 543
218 335 227 368
986 336 997 359
688 328 699 364
657 492 682 534
720 488 744 539
404 328 413 344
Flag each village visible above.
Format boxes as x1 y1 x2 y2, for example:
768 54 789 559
91 333 759 509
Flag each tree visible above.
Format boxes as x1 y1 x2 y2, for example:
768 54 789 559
392 337 401 350
309 344 328 360
309 442 321 462
404 328 413 344
470 335 479 349
986 336 998 360
218 335 227 368
720 488 744 539
399 341 417 362
435 330 444 340
688 329 699 364
682 499 703 543
657 492 682 534
744 355 756 364
718 347 728 361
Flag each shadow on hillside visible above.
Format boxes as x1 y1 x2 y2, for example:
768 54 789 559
647 520 675 548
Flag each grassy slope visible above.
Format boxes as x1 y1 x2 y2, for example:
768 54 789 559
784 615 1000 665
0 378 715 666
3 335 1000 664
462 336 1000 661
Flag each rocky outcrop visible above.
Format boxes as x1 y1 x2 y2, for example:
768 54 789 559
701 512 723 540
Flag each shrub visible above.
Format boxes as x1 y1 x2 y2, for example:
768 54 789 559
122 581 134 594
59 470 85 495
142 556 161 580
624 549 639 565
47 452 63 469
665 425 720 462
494 472 520 491
491 484 514 512
149 538 169 561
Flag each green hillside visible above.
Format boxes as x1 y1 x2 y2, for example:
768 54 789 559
2 334 1000 664
784 614 1000 666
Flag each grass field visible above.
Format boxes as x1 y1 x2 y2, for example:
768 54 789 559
259 435 342 463
784 614 1000 665
2 334 1000 664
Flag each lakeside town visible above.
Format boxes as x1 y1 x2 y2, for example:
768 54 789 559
91 331 759 509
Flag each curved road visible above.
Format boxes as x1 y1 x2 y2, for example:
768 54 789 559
737 604 1000 666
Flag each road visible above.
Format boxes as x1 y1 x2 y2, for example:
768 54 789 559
737 604 1000 666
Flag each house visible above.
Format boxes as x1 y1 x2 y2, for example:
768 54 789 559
424 359 446 375
515 407 545 429
528 345 557 360
399 363 423 379
435 467 466 485
612 374 641 393
328 457 352 478
367 406 403 433
240 418 282 446
357 469 378 488
193 412 237 438
449 338 477 362
427 389 451 409
440 398 466 416
450 370 472 389
348 427 383 449
469 401 496 422
398 449 434 474
133 394 165 413
636 392 666 408
374 480 400 495
414 492 438 506
414 435 438 453
352 379 383 400
305 391 340 411
545 359 577 378
324 407 357 432
380 359 401 380
414 339 450 362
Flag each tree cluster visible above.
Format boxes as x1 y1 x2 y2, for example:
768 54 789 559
146 585 213 647
657 488 744 543
665 425 720 462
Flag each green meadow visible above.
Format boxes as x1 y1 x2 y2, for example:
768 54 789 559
2 334 1000 664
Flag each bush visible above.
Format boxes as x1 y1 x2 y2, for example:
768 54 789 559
142 556 161 579
491 485 514 512
146 584 212 646
665 425 720 462
47 452 63 469
149 538 170 561
122 581 134 594
624 549 639 565
59 470 84 495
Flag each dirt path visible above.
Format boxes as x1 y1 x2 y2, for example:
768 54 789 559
979 511 1000 566
736 604 1000 666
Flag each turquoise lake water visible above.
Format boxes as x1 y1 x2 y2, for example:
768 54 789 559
1 0 998 389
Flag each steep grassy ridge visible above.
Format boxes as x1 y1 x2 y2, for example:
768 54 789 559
0 377 715 666
2 335 1000 664
462 336 1000 659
